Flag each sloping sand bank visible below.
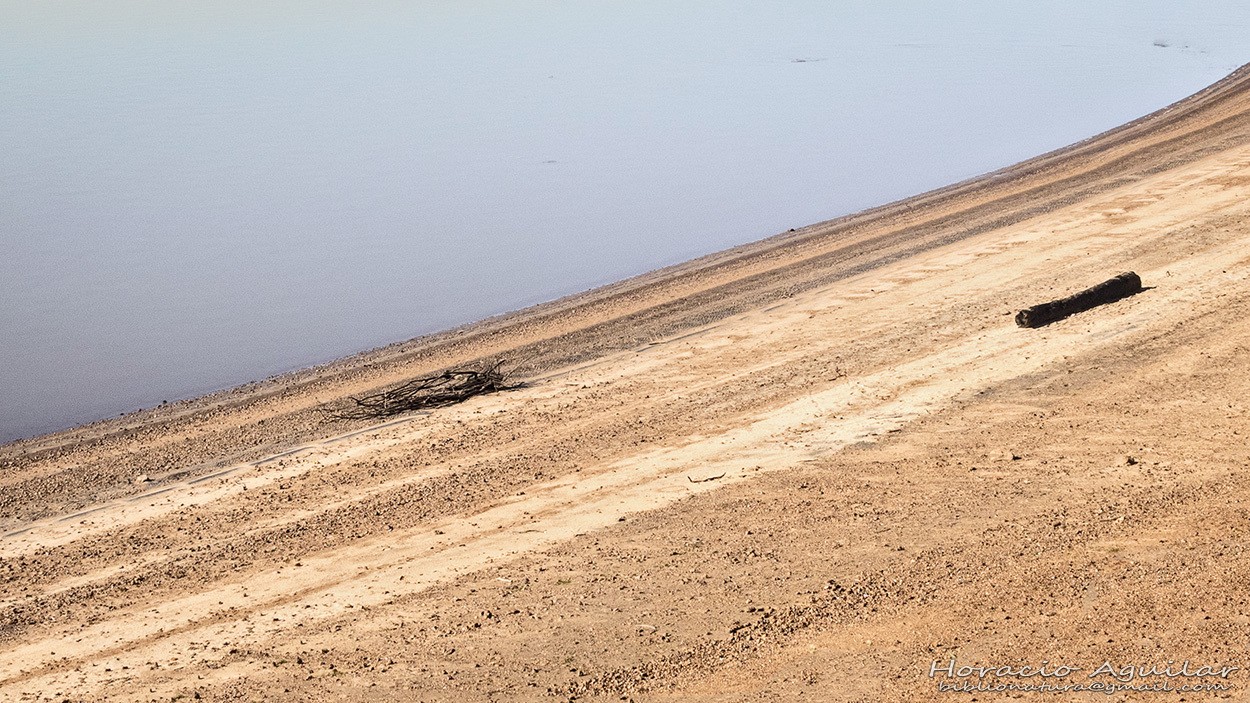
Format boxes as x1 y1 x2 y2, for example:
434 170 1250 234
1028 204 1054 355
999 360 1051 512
4 65 1250 701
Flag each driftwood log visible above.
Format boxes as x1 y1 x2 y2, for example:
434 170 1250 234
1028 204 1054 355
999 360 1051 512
1015 272 1142 328
331 360 515 420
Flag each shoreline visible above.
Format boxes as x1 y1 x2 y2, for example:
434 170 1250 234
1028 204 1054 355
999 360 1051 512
4 62 1250 700
7 63 1250 458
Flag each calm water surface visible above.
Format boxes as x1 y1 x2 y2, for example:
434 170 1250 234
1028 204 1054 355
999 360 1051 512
2 1 1250 442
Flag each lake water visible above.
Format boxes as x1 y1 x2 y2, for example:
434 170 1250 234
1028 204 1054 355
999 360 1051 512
3 1 1249 443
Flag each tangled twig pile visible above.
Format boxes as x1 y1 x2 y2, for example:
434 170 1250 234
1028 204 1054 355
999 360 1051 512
331 360 517 420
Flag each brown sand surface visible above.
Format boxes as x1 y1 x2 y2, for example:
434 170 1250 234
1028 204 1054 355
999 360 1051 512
4 65 1250 701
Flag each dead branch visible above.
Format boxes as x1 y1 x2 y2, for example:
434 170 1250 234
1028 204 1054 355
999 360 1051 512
329 359 519 420
687 473 726 484
1016 272 1142 328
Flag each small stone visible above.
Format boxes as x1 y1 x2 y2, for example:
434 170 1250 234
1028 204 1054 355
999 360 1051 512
134 474 151 484
1122 455 1139 466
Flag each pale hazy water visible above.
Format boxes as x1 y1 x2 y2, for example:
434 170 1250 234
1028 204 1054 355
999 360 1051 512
2 1 1249 443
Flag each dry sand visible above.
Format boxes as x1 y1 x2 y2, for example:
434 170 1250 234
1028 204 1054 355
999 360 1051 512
4 65 1250 702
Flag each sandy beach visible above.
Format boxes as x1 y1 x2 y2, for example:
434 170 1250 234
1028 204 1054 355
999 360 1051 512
4 64 1250 701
